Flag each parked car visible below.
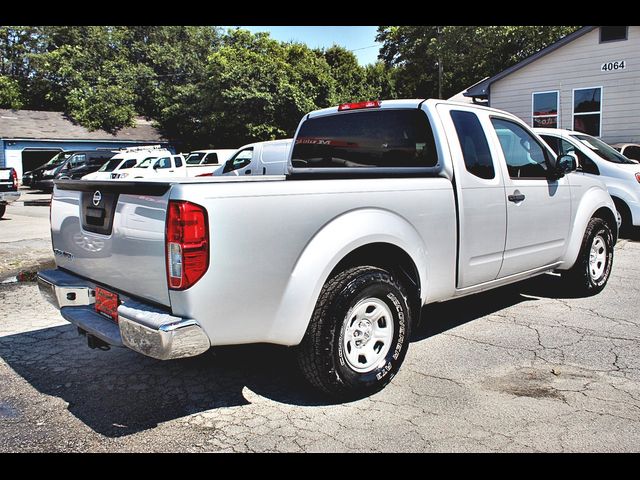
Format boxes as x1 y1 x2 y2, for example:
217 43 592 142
39 150 115 190
83 146 173 181
209 139 292 177
0 167 19 218
611 143 640 162
117 153 187 179
55 151 116 181
536 128 640 231
39 99 616 399
23 151 76 188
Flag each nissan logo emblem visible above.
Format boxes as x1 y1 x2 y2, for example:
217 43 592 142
92 190 102 207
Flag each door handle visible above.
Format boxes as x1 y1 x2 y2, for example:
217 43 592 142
245 170 252 175
508 193 526 203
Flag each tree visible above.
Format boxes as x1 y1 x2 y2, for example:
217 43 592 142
158 29 338 149
377 26 581 99
0 76 23 109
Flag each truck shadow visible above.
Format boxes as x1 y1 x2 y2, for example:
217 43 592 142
414 272 581 341
0 273 584 438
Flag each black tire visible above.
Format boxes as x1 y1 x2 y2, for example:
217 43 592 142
612 198 633 236
296 266 412 399
0 204 5 219
562 217 614 295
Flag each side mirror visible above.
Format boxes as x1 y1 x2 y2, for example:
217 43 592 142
153 163 160 170
222 159 233 174
557 154 577 174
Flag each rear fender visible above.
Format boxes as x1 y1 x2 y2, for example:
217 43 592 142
268 208 428 345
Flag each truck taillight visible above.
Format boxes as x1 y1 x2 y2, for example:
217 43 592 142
338 100 381 111
636 173 640 183
166 200 209 290
11 168 17 189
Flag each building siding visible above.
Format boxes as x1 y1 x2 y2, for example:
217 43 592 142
490 26 640 143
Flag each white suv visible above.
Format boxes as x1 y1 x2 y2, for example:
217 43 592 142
536 128 640 231
83 146 175 180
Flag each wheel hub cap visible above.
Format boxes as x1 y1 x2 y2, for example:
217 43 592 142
589 234 607 281
342 298 394 373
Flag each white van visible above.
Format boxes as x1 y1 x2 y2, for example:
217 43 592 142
83 146 173 180
213 139 292 176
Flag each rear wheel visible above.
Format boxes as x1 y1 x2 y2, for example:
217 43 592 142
0 204 5 219
562 217 614 295
296 266 412 399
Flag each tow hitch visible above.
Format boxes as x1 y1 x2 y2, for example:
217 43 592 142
78 328 111 351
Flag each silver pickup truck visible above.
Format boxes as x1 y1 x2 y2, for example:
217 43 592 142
38 99 618 399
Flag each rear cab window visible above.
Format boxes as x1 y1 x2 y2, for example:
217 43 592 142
203 153 219 165
186 153 205 165
291 109 438 172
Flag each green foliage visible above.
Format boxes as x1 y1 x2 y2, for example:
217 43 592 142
377 25 581 99
0 25 584 148
0 75 23 109
158 29 338 148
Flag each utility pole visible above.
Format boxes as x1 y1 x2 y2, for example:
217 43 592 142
437 26 443 99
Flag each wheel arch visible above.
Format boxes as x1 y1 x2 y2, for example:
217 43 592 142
559 186 618 270
267 208 429 345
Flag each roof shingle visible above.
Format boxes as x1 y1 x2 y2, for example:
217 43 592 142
0 109 165 142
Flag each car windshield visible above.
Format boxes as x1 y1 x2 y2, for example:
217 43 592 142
45 151 74 166
186 153 206 165
136 156 157 168
98 158 122 172
571 134 637 164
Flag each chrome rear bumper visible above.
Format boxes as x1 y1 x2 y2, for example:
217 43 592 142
37 269 210 360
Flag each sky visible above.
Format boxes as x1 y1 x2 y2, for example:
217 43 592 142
232 26 382 65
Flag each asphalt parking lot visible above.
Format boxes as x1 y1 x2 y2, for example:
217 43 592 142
1 191 640 452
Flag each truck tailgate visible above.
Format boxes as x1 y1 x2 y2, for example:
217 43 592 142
51 181 172 307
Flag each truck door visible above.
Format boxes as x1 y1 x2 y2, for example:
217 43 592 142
488 117 571 278
438 105 507 288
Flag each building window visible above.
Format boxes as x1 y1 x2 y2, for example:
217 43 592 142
600 26 628 43
532 91 559 128
573 87 602 137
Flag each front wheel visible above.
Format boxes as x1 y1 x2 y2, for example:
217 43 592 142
0 204 5 219
296 266 412 399
562 217 614 295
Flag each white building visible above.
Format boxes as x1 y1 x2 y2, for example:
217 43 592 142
461 26 640 144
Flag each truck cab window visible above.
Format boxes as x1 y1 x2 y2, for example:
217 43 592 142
155 157 171 169
491 118 550 179
450 110 495 179
291 109 438 169
203 153 219 165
